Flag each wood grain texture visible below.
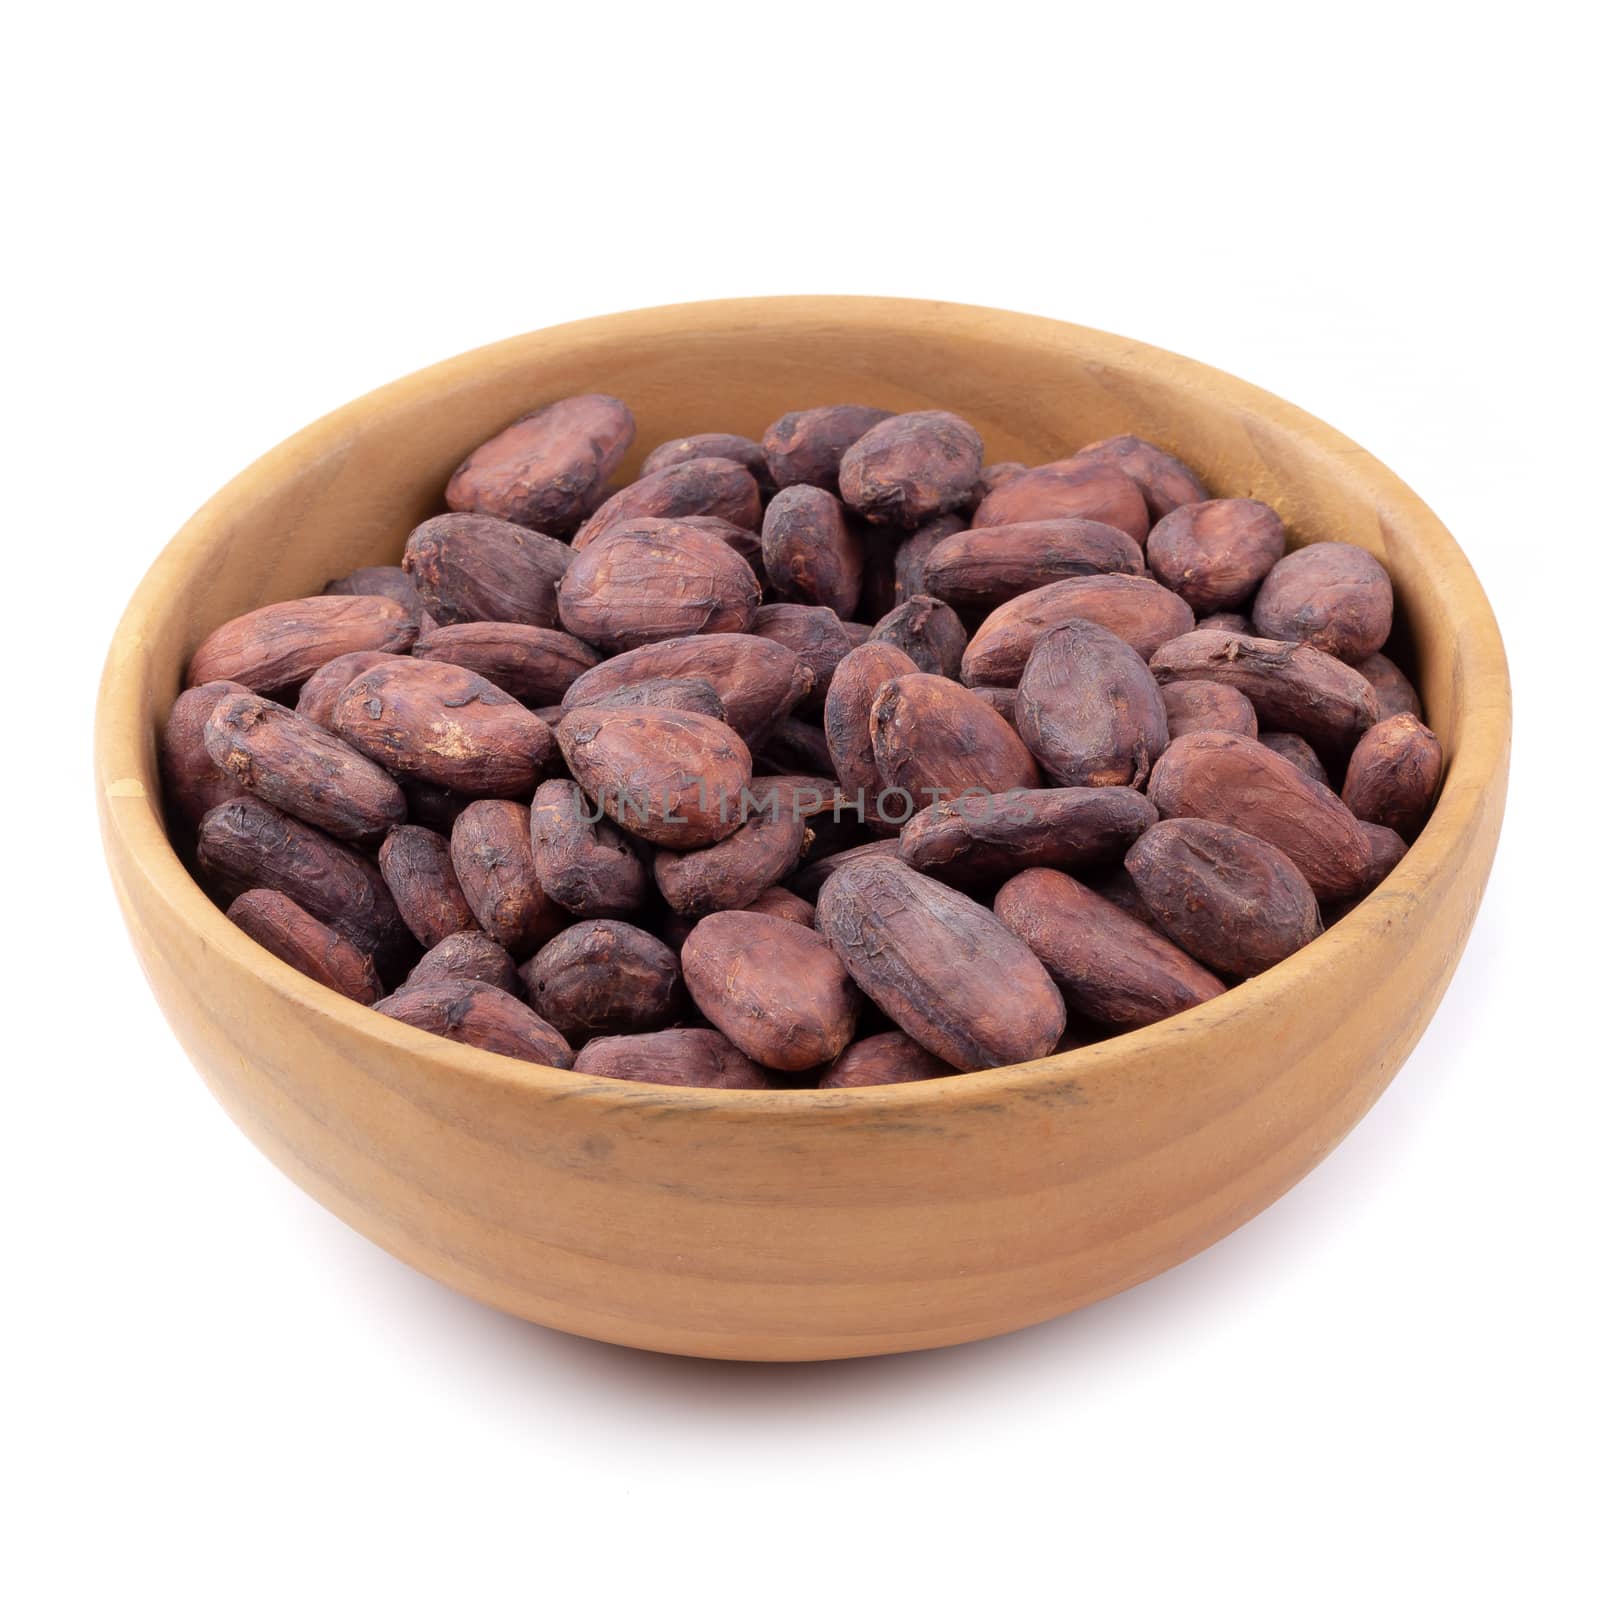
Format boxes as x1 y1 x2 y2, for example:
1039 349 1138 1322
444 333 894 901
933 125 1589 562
95 296 1510 1361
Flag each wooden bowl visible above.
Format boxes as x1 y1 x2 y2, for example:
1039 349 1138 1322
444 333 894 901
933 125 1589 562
96 297 1510 1361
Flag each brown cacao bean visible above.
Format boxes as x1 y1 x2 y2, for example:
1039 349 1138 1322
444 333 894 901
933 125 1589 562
1071 435 1208 521
962 574 1195 686
444 393 635 533
1148 629 1379 752
561 633 808 747
226 888 383 1005
295 651 395 729
332 655 556 795
1355 821 1409 892
898 785 1156 885
402 512 572 629
557 518 761 651
815 857 1066 1070
203 692 405 843
1145 498 1286 613
1147 730 1371 898
652 775 809 914
402 929 520 995
762 404 894 493
838 411 985 528
1257 730 1329 786
582 677 728 720
411 622 599 703
893 513 965 605
574 457 762 549
1016 620 1168 788
529 777 649 917
521 920 681 1042
1341 713 1443 837
760 485 866 616
641 432 774 494
197 795 411 965
1160 680 1259 739
922 518 1146 610
870 595 967 678
682 911 860 1072
824 641 924 822
160 680 252 826
378 825 478 949
742 886 816 927
972 459 1149 544
817 1032 956 1089
374 978 573 1068
750 603 853 713
994 868 1225 1026
324 564 434 630
1354 651 1423 720
450 800 565 956
870 672 1041 814
573 1028 773 1089
1195 611 1254 634
1125 817 1322 978
786 837 901 900
1252 541 1395 661
557 705 753 847
187 595 417 694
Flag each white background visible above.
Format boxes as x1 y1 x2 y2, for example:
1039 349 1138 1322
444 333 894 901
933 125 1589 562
7 5 1596 1596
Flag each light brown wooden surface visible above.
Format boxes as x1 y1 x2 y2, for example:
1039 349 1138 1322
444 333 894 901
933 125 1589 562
95 297 1511 1360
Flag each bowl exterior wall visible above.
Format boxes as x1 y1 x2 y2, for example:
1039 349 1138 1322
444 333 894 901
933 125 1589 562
96 298 1510 1359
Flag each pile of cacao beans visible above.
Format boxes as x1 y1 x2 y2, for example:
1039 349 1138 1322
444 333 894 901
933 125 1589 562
162 394 1443 1088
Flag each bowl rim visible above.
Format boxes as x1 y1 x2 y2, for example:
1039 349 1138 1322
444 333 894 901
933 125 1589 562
95 294 1512 1115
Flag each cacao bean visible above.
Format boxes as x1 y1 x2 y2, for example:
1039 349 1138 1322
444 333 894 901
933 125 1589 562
1147 730 1371 898
750 603 853 713
787 837 901 901
374 978 573 1068
1195 611 1254 634
972 459 1149 544
922 517 1145 610
379 825 478 948
331 655 556 795
815 856 1066 1070
557 705 753 847
160 680 252 827
1016 620 1168 788
761 485 866 616
1071 435 1207 521
529 776 650 917
1258 730 1329 786
412 622 599 703
573 1028 774 1089
1145 498 1285 613
401 929 520 995
652 775 809 914
898 785 1157 885
402 512 572 629
1148 629 1378 752
682 911 861 1072
1354 651 1423 720
817 1032 956 1089
1252 541 1395 661
870 595 967 678
582 677 728 720
521 920 681 1042
838 410 984 528
324 564 434 631
1341 713 1443 837
226 888 383 1005
444 393 635 533
1160 679 1259 739
641 432 774 494
204 692 406 843
295 651 395 729
742 885 816 927
561 633 808 747
762 404 894 492
870 672 1041 815
450 800 565 956
574 457 762 549
187 595 417 694
994 868 1225 1026
825 640 923 822
893 513 965 605
1125 817 1322 978
557 518 762 651
962 574 1195 686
